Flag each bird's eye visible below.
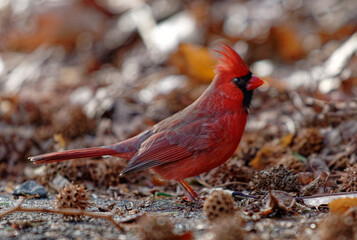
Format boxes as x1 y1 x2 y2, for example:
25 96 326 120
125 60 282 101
233 77 241 83
233 77 244 86
233 72 253 89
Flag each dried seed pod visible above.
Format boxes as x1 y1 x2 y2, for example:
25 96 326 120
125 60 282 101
340 164 357 192
250 165 300 193
53 106 95 140
0 128 33 178
37 161 78 187
92 158 126 187
203 191 235 222
54 183 90 220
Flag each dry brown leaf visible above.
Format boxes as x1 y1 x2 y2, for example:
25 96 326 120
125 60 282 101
301 171 329 196
250 145 285 170
269 190 296 212
277 152 307 173
271 23 306 62
249 190 296 217
280 134 293 147
292 128 324 157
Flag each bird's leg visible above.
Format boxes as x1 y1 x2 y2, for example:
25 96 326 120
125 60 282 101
179 180 199 201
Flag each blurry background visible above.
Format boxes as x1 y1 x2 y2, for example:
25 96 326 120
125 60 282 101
0 0 356 188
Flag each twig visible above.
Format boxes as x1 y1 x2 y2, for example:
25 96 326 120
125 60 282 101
327 143 356 167
195 177 213 188
0 198 26 218
231 191 259 199
0 198 123 231
301 172 329 196
214 181 249 187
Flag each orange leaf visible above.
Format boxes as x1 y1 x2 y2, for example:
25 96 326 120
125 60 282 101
170 43 217 83
280 134 293 147
272 24 306 62
250 145 285 170
329 197 357 215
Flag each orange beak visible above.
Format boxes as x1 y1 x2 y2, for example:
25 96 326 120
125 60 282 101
246 76 264 91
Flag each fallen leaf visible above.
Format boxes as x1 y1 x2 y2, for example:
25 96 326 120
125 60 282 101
169 43 216 83
280 133 293 147
250 145 285 170
329 197 357 215
301 171 329 196
261 190 296 216
271 23 306 62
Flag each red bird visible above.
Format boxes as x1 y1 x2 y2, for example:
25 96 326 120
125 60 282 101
29 43 263 200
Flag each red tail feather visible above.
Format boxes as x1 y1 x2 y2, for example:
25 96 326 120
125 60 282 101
29 147 119 164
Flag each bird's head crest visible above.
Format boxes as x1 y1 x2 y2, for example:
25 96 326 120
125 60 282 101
214 43 250 78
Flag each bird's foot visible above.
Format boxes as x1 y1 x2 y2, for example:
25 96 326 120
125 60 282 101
179 179 200 201
178 195 206 203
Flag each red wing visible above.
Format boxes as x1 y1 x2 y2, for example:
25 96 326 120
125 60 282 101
120 132 192 174
120 121 223 175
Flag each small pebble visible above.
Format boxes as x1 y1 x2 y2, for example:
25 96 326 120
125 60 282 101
13 180 48 198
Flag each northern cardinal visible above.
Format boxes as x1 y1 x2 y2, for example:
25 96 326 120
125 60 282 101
29 43 263 200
